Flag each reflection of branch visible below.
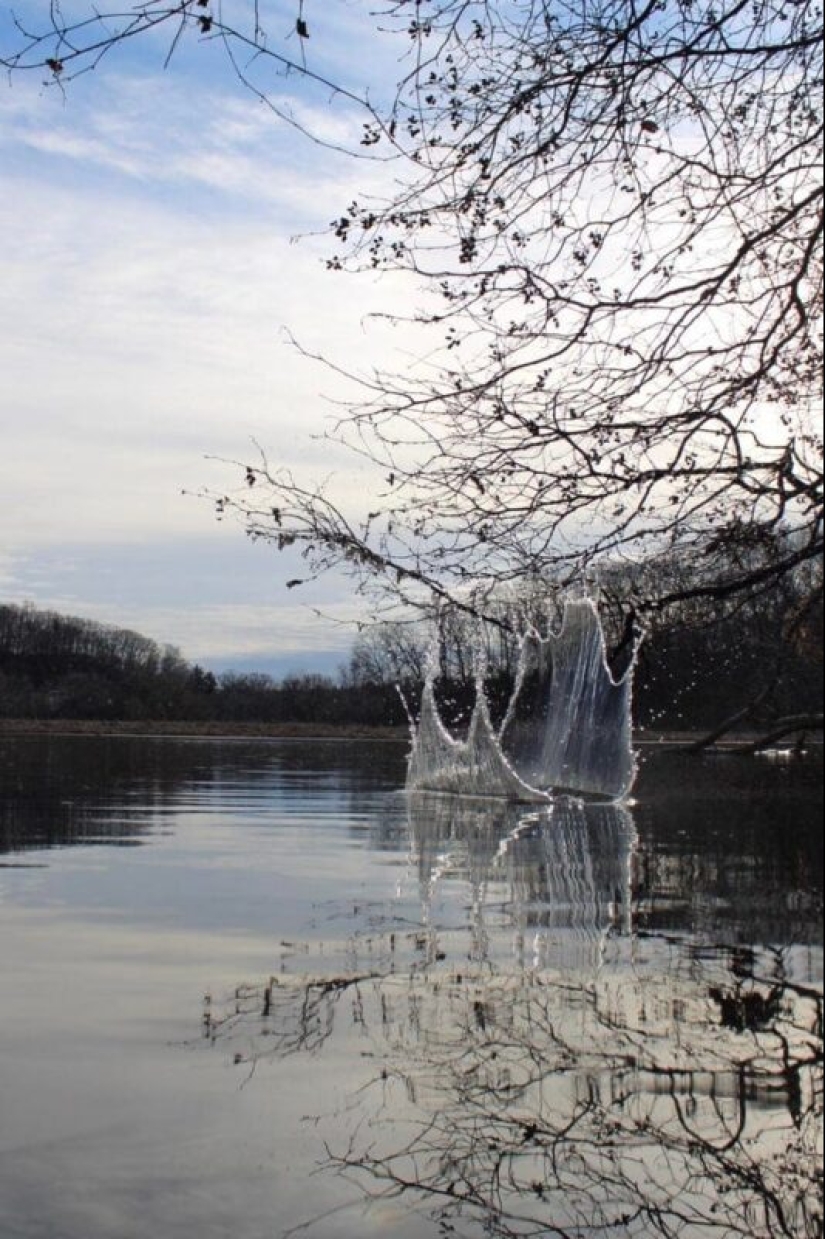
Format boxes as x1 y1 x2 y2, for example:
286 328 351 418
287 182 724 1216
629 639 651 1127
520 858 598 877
203 939 822 1238
199 856 821 1239
316 965 823 1239
685 674 782 752
743 714 824 753
203 971 384 1059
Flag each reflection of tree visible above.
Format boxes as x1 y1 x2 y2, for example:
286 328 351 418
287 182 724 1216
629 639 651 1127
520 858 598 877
206 946 822 1237
0 734 406 857
631 752 824 948
203 794 822 1238
0 734 205 854
202 971 383 1060
322 958 822 1239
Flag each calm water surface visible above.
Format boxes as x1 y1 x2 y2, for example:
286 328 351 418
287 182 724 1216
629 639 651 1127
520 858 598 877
0 736 821 1238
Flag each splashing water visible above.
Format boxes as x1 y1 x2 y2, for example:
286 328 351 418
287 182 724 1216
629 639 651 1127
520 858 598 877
407 598 637 801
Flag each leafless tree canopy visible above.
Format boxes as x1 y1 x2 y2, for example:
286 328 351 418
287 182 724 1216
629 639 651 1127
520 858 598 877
238 0 824 619
5 2 823 618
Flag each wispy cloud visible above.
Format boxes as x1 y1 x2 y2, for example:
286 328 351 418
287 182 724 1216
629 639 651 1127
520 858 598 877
0 163 400 546
30 596 360 664
0 31 411 666
0 533 363 664
0 65 388 219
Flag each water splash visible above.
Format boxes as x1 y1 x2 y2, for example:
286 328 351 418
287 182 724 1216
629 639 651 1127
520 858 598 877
407 598 637 801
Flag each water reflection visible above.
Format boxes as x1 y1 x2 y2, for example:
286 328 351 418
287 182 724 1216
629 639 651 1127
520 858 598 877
407 792 636 970
0 734 405 855
214 968 821 1239
1 737 821 1239
632 750 823 947
307 958 821 1238
204 785 822 1239
3 738 820 954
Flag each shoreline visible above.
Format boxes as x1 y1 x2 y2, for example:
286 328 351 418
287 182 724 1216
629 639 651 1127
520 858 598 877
0 718 408 741
0 717 819 749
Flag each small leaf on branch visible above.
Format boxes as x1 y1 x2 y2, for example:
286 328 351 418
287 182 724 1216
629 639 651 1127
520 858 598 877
296 19 309 38
286 579 304 589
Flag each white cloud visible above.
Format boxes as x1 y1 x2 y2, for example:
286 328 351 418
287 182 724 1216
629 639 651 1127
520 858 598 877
21 595 359 663
0 552 24 591
0 528 367 665
0 161 402 548
0 53 412 663
0 63 390 215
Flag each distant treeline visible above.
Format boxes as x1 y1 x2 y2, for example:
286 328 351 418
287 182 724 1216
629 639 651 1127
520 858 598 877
0 604 400 726
343 577 823 736
0 580 821 733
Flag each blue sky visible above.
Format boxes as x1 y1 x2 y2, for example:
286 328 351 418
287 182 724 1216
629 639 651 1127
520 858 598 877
0 3 408 676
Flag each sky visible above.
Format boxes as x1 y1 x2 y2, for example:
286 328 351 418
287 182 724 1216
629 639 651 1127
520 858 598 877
0 2 409 677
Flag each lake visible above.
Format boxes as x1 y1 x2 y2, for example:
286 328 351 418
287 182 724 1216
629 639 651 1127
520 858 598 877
0 735 821 1238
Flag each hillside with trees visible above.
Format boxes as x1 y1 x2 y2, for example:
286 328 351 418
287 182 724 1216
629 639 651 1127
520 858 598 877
0 604 216 722
0 603 400 728
0 590 820 745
